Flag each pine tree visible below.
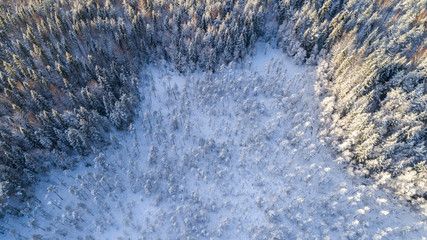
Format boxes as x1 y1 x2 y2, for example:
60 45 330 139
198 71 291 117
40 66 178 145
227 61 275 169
66 128 88 155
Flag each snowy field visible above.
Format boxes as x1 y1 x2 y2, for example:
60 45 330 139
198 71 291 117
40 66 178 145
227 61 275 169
2 44 427 239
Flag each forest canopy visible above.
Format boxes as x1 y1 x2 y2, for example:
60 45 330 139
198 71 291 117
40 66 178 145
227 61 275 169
0 0 426 216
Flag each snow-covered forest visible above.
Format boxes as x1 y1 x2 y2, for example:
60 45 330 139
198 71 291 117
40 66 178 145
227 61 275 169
0 0 426 239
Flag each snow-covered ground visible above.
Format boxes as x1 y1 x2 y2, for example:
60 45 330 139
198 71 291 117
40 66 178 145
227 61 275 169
2 44 427 239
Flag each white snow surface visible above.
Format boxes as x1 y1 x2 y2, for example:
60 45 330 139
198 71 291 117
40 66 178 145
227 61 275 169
2 43 427 239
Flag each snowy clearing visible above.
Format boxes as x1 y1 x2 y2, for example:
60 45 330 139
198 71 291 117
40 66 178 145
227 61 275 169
2 44 427 239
